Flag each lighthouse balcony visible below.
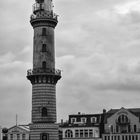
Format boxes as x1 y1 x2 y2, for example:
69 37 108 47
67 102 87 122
27 68 61 77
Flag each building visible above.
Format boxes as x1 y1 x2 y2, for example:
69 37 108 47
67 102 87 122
27 0 61 140
60 112 104 140
7 125 29 140
102 107 140 140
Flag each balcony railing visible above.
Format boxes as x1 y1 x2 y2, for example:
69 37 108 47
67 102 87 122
27 68 61 77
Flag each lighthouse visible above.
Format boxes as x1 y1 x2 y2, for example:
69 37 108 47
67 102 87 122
27 0 61 140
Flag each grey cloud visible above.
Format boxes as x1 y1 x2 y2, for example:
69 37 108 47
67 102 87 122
119 11 140 25
1 0 140 126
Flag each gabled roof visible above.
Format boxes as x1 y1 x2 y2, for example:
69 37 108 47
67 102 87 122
107 107 140 116
8 125 30 133
104 107 140 123
128 108 140 116
18 125 29 131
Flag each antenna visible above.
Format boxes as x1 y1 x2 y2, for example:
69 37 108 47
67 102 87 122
16 114 18 126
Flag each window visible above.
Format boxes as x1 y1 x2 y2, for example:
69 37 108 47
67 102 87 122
80 130 84 138
81 117 87 123
42 44 47 52
118 115 129 124
132 136 135 140
128 125 131 132
136 135 138 140
17 134 20 140
89 129 93 138
129 135 131 140
22 134 26 140
75 130 79 138
42 107 48 117
95 129 99 138
42 61 46 69
134 125 137 132
42 28 46 36
110 125 113 133
122 135 125 140
65 130 73 138
118 136 120 140
116 125 119 133
71 118 76 123
91 117 97 123
10 134 13 140
84 129 88 137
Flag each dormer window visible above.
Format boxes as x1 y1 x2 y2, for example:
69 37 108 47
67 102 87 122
91 117 97 123
71 118 76 123
81 117 87 123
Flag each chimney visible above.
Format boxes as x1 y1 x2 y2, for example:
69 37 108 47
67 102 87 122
61 119 63 124
103 109 106 114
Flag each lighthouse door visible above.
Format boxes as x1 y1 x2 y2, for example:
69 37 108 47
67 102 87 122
41 133 49 140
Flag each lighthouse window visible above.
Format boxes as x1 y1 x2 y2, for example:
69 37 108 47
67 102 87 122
42 107 48 117
42 44 47 52
42 61 46 69
42 28 46 36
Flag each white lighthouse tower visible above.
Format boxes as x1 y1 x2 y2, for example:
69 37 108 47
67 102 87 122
27 0 61 140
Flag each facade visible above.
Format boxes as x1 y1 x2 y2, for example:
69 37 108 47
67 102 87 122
7 125 29 140
27 0 61 140
60 112 104 140
102 107 140 140
60 108 140 140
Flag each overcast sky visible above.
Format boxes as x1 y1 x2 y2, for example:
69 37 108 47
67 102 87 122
0 0 140 127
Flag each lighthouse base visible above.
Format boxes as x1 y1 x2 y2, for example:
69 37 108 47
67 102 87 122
29 123 59 140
